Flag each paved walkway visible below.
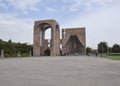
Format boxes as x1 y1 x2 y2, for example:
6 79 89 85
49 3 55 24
0 56 120 86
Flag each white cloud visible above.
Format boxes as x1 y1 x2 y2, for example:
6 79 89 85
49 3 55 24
69 0 81 12
0 13 33 44
61 3 120 48
63 0 119 12
46 7 65 13
46 7 56 12
0 0 120 48
6 0 42 13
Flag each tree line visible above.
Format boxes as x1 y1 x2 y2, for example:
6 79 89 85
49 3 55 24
86 41 120 55
0 39 120 57
0 39 33 57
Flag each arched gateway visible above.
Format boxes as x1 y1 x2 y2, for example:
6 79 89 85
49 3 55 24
33 20 60 56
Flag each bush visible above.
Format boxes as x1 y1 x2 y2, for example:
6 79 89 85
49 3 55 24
21 53 30 57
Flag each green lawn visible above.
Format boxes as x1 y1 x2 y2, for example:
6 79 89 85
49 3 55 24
106 56 120 60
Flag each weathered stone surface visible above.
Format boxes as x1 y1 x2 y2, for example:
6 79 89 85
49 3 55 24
33 19 60 56
62 28 86 55
33 20 86 56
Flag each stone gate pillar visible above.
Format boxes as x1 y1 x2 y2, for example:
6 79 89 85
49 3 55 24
33 26 40 56
55 25 60 56
50 24 60 56
50 25 56 56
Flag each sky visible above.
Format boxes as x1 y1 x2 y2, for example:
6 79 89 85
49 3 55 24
0 0 120 49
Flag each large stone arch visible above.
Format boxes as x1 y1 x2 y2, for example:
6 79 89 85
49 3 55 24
33 20 60 56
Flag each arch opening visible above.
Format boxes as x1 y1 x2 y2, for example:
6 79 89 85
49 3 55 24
39 23 52 56
44 28 51 56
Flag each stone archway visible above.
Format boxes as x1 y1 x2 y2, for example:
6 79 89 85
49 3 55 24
64 35 83 55
33 20 60 56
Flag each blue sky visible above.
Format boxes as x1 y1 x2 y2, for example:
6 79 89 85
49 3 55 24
0 0 120 49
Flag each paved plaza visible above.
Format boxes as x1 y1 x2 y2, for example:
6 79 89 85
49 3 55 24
0 56 120 86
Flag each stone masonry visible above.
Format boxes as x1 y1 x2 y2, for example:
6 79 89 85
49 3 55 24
33 19 86 56
62 28 86 55
33 20 60 56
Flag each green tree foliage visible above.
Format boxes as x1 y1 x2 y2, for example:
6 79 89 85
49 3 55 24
108 47 112 53
86 47 93 54
112 44 120 53
98 42 108 53
0 39 33 57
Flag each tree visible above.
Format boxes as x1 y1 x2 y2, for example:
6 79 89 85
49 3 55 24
0 39 5 50
86 47 92 54
8 39 12 43
98 42 108 54
112 44 120 53
108 47 112 53
0 39 33 57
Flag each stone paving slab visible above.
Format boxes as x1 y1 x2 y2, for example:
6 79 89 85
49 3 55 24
0 56 120 86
